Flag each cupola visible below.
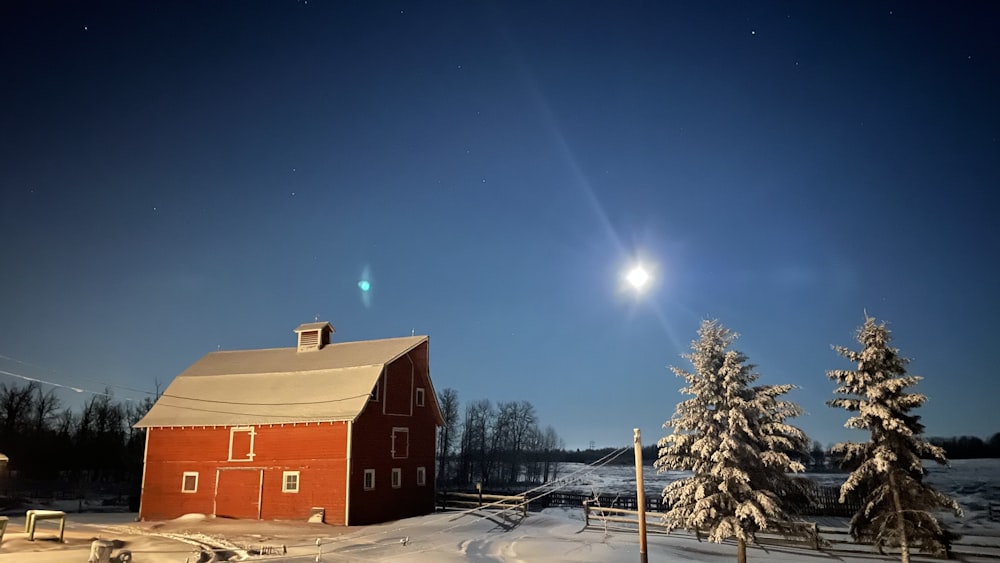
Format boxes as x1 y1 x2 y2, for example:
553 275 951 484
294 321 335 352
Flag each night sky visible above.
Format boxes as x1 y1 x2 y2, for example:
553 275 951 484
2 1 998 450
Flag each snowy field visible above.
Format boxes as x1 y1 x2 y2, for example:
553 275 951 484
549 458 1000 535
2 459 998 562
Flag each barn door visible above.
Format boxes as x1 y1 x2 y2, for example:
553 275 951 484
215 468 263 519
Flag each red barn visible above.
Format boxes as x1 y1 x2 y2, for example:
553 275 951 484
134 322 443 525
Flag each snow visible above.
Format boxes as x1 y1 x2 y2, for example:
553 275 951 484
1 459 997 562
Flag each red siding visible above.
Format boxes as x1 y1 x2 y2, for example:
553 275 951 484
140 340 440 526
349 344 437 525
140 422 349 524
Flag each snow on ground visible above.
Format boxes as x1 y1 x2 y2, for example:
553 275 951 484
553 458 1000 531
2 506 993 563
1 459 997 562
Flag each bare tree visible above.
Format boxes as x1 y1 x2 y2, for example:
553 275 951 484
541 425 563 483
436 388 461 484
0 381 38 436
458 399 494 485
31 386 62 433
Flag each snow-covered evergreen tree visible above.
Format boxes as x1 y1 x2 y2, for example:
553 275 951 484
828 314 961 562
656 320 812 563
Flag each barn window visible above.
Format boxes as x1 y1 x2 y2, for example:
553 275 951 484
391 427 409 459
363 469 375 491
370 380 380 402
282 471 300 493
416 466 426 486
181 471 198 493
415 387 425 407
391 468 402 489
228 426 256 461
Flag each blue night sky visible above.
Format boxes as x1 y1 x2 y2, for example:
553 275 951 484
2 1 998 450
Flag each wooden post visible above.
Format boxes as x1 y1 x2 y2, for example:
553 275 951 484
634 428 648 563
583 501 590 527
476 482 482 508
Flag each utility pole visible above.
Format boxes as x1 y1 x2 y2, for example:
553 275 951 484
634 428 648 563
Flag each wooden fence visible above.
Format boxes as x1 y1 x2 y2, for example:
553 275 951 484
437 491 528 517
582 502 822 550
525 484 859 517
581 503 1000 560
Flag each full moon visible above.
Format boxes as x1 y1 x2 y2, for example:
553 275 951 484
626 266 650 289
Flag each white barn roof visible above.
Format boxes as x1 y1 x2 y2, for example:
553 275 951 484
135 335 427 428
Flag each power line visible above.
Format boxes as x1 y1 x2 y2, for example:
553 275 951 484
0 365 380 419
0 353 380 407
0 369 116 399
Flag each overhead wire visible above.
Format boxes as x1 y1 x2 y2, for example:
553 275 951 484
0 352 381 408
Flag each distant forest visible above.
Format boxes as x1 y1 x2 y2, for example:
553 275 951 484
0 381 996 495
556 434 1000 469
435 388 564 487
433 387 1000 484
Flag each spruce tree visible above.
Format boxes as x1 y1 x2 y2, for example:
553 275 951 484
656 320 812 563
828 314 961 562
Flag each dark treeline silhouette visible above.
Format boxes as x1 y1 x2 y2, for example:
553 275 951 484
549 433 1000 471
0 381 154 505
929 434 1000 459
436 388 564 488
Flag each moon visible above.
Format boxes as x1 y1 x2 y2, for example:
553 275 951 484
626 265 650 289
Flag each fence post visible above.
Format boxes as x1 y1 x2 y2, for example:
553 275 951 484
476 483 482 508
811 522 819 550
583 501 590 527
634 428 648 563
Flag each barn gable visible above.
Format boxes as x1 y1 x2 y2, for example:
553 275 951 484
136 333 436 428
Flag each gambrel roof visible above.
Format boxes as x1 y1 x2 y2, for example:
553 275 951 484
135 335 433 428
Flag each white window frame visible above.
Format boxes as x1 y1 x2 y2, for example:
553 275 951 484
282 471 300 493
416 466 426 486
391 427 409 459
228 426 256 461
391 468 402 489
182 471 199 493
363 469 375 491
415 387 425 407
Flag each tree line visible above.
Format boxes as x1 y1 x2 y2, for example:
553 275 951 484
0 382 153 497
928 434 1000 459
436 389 564 488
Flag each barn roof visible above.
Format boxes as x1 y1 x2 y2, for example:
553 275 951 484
135 335 428 428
